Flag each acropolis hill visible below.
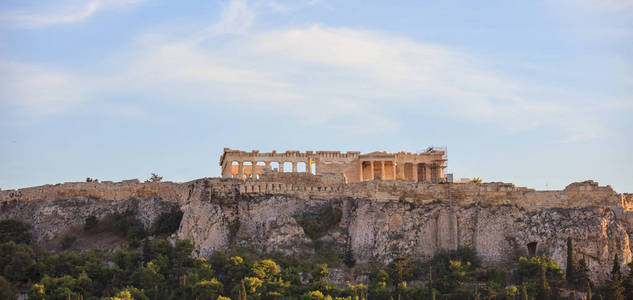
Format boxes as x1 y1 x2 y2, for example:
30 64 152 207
2 148 633 283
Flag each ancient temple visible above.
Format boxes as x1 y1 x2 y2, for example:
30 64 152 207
219 147 448 183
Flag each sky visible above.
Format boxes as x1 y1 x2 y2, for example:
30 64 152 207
0 0 631 192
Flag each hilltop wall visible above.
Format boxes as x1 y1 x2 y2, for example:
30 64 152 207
1 177 627 211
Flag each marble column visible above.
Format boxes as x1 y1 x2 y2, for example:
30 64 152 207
238 162 244 179
392 161 397 180
380 161 385 180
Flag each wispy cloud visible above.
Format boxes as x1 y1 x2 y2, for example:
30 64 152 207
1 1 618 140
0 0 144 28
0 61 87 115
204 0 255 36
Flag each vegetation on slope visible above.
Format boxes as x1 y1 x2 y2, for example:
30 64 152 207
2 217 633 299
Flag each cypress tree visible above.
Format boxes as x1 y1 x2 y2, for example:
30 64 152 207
587 280 592 300
575 257 589 287
612 253 622 280
239 279 247 300
428 266 434 300
520 283 528 300
566 237 576 285
606 276 625 300
537 262 550 300
624 262 633 300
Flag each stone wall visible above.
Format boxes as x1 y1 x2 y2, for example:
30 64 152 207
1 178 627 212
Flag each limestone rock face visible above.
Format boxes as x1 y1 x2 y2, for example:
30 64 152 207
0 196 177 242
2 187 632 284
177 201 230 257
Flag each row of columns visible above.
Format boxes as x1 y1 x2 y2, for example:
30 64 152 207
233 160 313 179
359 160 440 182
360 160 397 181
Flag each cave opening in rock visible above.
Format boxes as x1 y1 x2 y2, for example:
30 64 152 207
527 242 538 257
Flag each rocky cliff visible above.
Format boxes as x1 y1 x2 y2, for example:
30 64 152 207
1 177 632 283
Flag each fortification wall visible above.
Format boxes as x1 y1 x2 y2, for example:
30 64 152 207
0 178 627 211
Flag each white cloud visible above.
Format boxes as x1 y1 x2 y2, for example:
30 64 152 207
0 0 144 28
202 0 255 36
1 1 612 140
0 61 87 115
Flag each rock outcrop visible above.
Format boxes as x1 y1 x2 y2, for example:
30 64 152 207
1 177 632 283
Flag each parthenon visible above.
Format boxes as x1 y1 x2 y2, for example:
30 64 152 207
219 148 448 183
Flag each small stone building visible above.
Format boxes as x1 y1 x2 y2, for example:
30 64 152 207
219 147 447 183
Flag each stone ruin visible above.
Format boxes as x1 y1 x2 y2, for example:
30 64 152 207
219 147 448 183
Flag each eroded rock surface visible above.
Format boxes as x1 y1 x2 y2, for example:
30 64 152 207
1 178 632 283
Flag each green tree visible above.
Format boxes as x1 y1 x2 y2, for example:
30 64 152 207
150 209 184 236
37 275 80 300
252 259 280 281
369 269 390 300
436 260 471 293
210 250 230 276
0 218 31 244
28 283 46 300
134 261 165 299
576 257 590 287
173 239 194 277
0 275 17 300
311 263 329 291
612 253 622 280
504 285 518 300
518 256 564 296
479 282 497 300
191 278 223 300
0 241 34 282
587 280 592 300
238 280 247 300
84 215 98 231
537 263 550 300
604 276 625 300
470 177 483 184
60 234 76 249
520 283 529 300
146 173 163 183
566 237 576 286
623 262 633 300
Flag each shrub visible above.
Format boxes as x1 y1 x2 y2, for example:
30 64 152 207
486 267 507 287
295 205 342 240
0 218 31 244
342 247 356 268
146 173 163 183
84 215 98 231
127 225 146 248
151 209 184 236
61 234 77 249
432 246 481 275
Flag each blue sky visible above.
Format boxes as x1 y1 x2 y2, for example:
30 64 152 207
0 0 632 192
